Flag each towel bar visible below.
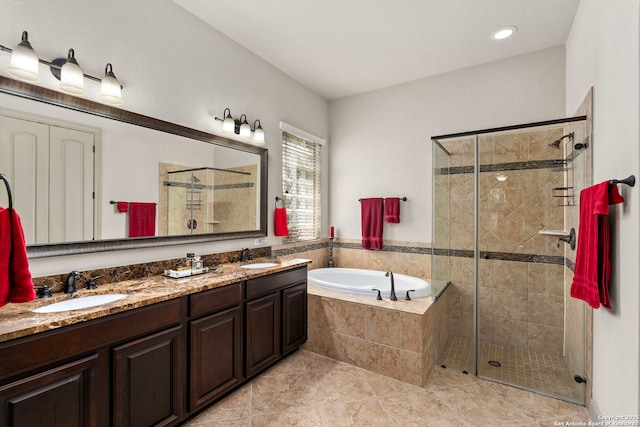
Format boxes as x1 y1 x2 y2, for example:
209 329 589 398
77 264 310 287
358 197 407 202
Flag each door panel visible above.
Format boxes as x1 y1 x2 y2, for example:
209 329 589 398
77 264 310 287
0 115 49 244
49 126 95 243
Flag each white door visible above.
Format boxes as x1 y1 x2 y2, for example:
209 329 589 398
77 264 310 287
0 114 96 244
0 115 50 244
49 126 95 243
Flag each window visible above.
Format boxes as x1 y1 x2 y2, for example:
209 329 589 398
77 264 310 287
281 130 321 242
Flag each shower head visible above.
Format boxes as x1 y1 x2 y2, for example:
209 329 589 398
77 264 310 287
548 132 575 149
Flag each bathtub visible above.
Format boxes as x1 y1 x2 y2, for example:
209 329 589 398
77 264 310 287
307 268 431 299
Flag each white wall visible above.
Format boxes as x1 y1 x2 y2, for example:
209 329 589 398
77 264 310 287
328 46 566 242
1 0 329 276
566 0 640 418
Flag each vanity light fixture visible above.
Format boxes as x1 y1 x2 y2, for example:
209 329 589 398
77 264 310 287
221 108 236 135
59 49 85 95
5 31 39 82
215 108 266 145
0 30 125 105
98 63 123 106
239 114 252 140
252 120 265 146
491 25 518 40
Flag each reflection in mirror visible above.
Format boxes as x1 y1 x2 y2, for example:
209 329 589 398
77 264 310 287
159 152 259 236
0 76 267 257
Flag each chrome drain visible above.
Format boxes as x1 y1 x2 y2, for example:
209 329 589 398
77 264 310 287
488 360 502 368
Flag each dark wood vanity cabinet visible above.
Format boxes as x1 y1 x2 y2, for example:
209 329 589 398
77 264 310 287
0 354 100 427
188 283 244 412
245 267 307 378
112 326 184 427
282 282 308 355
245 292 281 377
0 299 184 427
0 265 308 426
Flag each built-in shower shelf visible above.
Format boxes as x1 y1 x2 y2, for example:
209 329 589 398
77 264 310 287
538 230 570 237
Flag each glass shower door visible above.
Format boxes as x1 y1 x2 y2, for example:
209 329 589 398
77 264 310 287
476 122 587 404
433 118 588 404
432 135 477 375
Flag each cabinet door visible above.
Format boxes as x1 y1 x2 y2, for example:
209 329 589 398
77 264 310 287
190 306 243 412
112 326 183 427
245 293 281 377
282 283 308 355
0 355 99 427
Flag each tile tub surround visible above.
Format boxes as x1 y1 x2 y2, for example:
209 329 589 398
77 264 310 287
332 239 432 281
0 257 310 343
183 349 589 426
304 284 434 387
273 239 329 271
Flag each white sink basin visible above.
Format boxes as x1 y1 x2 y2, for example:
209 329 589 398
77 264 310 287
240 262 279 269
32 294 128 313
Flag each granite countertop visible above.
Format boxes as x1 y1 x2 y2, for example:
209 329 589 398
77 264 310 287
0 258 311 344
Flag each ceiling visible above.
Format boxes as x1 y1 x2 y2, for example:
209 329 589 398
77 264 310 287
173 0 580 100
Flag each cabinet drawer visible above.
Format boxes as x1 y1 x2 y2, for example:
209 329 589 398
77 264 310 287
246 267 306 299
190 283 242 318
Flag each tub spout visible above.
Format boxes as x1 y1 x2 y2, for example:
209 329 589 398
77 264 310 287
385 271 397 301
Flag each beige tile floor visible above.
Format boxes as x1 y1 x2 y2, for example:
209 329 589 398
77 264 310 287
439 336 582 403
182 350 589 426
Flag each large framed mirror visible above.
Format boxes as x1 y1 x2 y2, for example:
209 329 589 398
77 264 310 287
0 76 267 258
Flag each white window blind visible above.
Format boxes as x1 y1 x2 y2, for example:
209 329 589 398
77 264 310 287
282 131 321 242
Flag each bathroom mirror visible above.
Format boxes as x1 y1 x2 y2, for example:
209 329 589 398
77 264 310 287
0 76 267 258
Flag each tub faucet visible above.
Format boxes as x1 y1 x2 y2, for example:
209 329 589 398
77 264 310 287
385 271 397 301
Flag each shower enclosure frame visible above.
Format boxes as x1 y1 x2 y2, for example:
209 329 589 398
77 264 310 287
431 115 589 404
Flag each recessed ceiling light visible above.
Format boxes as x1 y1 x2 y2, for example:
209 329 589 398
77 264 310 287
491 26 518 40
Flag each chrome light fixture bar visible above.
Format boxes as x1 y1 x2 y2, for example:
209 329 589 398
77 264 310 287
0 30 124 106
215 108 266 145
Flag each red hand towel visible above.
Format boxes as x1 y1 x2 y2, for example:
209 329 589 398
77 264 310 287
0 207 35 307
128 202 156 238
384 198 401 223
570 182 624 309
116 201 128 213
274 207 289 236
361 198 384 250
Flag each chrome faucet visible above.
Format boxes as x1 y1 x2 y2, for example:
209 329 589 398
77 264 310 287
385 271 397 301
240 248 250 262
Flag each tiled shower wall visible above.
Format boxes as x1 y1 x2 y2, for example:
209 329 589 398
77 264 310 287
439 128 569 354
